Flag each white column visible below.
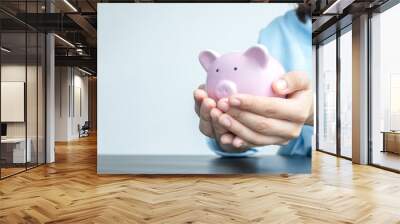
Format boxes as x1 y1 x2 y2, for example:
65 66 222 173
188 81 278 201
46 33 55 163
352 14 369 164
45 0 56 163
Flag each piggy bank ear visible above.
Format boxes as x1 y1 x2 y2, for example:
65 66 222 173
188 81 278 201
244 45 268 68
199 50 220 71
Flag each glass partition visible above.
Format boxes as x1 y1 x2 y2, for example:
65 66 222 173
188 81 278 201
27 31 38 169
317 37 337 154
0 1 46 179
370 4 400 171
339 29 352 158
0 31 28 177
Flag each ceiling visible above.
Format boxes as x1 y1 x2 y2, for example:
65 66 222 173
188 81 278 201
312 0 392 44
0 0 395 74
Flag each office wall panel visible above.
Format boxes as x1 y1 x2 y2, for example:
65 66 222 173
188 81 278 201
55 67 89 141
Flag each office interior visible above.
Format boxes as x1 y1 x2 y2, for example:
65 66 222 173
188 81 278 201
0 0 97 179
0 0 400 222
0 0 397 178
314 0 400 172
0 0 399 176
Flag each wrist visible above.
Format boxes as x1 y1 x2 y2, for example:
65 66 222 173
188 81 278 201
305 101 314 126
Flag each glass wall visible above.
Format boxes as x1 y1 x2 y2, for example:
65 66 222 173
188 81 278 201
370 3 400 171
339 29 352 158
0 2 46 179
0 31 28 177
317 37 337 154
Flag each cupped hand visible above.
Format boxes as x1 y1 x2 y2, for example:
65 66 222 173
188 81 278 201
216 72 313 148
194 85 249 152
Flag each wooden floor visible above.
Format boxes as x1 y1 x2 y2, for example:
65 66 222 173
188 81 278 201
1 135 400 224
1 167 26 178
373 151 400 171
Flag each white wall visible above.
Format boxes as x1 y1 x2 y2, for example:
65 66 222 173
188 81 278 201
1 65 41 138
55 67 69 141
72 73 89 138
55 67 89 141
98 3 295 156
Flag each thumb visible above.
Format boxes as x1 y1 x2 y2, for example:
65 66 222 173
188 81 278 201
272 72 310 95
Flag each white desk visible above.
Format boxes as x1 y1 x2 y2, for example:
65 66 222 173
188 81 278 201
1 138 31 163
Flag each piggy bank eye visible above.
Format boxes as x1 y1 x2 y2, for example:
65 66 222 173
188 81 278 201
234 67 238 71
216 68 219 72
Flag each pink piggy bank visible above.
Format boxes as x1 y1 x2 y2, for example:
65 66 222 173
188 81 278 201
198 45 286 100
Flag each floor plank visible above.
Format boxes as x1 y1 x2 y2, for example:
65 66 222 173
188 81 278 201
1 135 400 223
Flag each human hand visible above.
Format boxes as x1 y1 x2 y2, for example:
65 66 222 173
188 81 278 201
215 72 313 148
194 85 249 152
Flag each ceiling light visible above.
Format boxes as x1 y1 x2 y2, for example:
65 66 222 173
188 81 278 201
323 0 341 14
1 47 11 53
54 34 75 48
63 0 78 12
78 67 93 76
323 0 354 15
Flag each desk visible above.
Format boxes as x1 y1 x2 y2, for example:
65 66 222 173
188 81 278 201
98 155 311 174
381 131 400 154
1 138 31 163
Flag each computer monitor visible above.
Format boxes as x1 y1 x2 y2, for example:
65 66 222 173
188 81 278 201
1 123 7 137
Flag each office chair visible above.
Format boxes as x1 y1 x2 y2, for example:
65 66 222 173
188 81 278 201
79 121 90 138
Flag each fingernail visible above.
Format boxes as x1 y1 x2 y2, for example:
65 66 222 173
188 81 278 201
230 97 240 106
221 135 230 144
205 99 215 109
220 116 231 127
219 101 229 112
210 109 219 119
234 139 243 148
275 79 288 91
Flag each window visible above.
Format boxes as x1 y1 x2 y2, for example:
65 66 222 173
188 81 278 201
370 3 400 171
339 29 352 158
317 37 337 154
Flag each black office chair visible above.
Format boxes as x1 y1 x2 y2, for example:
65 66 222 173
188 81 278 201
79 121 90 138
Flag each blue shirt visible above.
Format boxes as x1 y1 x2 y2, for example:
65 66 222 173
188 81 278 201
209 10 313 157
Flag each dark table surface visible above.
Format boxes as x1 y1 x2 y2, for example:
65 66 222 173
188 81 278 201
98 154 311 174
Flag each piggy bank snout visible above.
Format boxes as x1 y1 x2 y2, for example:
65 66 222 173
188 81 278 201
215 80 237 99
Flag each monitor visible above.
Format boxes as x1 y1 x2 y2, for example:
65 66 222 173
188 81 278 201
1 123 7 137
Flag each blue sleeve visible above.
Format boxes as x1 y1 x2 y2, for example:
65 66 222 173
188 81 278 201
208 10 312 158
207 139 257 157
208 126 312 157
278 125 313 157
